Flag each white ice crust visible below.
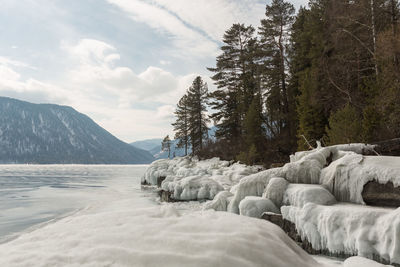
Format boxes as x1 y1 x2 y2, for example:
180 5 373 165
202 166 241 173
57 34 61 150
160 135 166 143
239 196 280 218
321 154 400 204
282 184 336 208
282 203 400 265
263 177 289 207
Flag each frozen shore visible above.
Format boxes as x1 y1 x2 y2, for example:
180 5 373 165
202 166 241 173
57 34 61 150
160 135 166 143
144 143 400 266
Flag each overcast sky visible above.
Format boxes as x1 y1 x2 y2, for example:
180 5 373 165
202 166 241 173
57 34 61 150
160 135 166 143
0 0 308 142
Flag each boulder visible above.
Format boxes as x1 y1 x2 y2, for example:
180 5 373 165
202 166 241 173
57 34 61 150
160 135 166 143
362 181 400 207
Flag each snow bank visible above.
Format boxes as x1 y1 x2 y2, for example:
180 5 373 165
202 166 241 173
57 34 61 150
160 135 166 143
282 184 336 208
282 203 400 265
321 155 400 204
143 157 261 200
0 199 320 267
239 196 280 218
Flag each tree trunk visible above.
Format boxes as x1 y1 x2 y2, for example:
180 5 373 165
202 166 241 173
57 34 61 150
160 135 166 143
370 0 379 76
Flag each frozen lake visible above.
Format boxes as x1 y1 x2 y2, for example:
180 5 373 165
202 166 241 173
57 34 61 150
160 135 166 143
0 165 155 242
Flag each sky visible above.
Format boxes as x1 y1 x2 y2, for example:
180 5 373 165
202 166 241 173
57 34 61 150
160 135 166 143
0 0 308 143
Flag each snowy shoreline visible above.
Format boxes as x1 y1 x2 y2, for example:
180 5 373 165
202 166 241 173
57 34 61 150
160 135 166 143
143 143 400 266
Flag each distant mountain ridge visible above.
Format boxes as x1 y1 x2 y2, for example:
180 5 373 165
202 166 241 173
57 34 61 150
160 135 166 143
0 97 154 164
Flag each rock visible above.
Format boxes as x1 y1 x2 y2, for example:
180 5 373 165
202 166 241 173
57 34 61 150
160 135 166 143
261 211 399 266
239 197 280 218
263 177 289 208
158 189 181 202
157 176 166 187
362 181 400 207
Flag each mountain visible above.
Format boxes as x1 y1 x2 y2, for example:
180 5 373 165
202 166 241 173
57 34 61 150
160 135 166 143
130 138 162 151
131 126 217 160
0 97 154 164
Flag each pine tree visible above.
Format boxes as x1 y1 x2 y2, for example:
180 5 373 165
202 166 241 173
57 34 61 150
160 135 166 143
326 103 363 145
242 94 264 163
187 76 209 155
208 24 257 155
161 135 171 159
259 0 296 153
172 94 190 156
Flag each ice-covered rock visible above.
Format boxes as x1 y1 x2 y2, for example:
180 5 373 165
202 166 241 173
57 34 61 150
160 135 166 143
239 196 280 218
227 168 284 214
282 184 336 208
203 191 233 211
162 175 224 201
321 155 400 204
281 203 400 265
263 177 289 208
143 157 261 201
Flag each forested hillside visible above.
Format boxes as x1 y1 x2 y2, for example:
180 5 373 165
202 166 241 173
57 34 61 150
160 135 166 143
171 0 399 166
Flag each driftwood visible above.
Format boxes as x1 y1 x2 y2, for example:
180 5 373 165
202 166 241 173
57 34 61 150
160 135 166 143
373 138 400 156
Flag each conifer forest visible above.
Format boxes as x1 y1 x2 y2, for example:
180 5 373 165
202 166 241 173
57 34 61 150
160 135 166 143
172 0 400 166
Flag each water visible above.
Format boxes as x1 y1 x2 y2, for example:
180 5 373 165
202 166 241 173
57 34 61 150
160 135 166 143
0 164 154 242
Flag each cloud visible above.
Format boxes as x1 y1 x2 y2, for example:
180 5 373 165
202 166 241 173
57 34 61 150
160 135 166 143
156 105 175 119
107 0 219 58
62 39 199 106
0 57 68 104
151 0 266 40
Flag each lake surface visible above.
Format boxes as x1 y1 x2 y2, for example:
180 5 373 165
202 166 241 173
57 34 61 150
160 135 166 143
0 165 155 242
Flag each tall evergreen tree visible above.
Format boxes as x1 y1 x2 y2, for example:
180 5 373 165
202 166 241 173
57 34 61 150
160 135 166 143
187 76 209 155
259 0 296 154
172 94 190 156
208 24 257 155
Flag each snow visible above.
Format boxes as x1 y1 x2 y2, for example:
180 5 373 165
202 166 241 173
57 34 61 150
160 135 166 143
282 184 336 208
0 198 321 267
281 203 400 265
239 196 280 218
143 157 261 201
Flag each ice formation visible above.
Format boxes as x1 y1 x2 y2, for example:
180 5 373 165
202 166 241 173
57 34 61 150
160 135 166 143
239 196 280 218
203 191 233 211
143 157 261 200
321 154 400 204
263 177 289 207
282 184 336 208
282 203 400 265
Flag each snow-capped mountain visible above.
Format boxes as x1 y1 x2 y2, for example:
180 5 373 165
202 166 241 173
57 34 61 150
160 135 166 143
0 97 154 164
